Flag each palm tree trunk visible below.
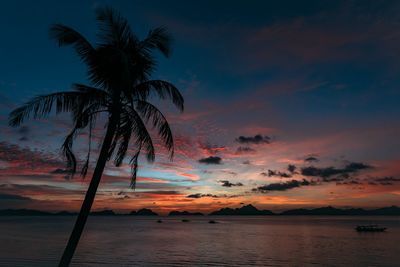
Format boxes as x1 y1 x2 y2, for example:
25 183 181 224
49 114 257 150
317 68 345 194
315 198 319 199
58 112 119 267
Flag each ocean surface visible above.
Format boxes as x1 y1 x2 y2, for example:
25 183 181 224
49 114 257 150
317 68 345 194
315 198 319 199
0 216 399 266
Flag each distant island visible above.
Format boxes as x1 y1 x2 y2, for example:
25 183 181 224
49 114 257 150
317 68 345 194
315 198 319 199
130 208 158 216
1 205 399 216
210 204 274 215
169 211 204 216
279 206 400 216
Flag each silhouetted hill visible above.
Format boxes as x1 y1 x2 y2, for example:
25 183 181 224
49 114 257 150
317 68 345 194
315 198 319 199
168 211 204 216
0 206 398 216
282 206 345 215
90 210 116 216
281 206 400 215
369 206 400 215
130 208 158 216
209 204 274 216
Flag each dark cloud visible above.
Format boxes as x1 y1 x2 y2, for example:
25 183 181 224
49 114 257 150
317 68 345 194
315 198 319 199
253 179 316 192
198 142 226 155
139 190 181 195
288 164 297 173
50 168 71 174
0 193 32 201
0 183 83 196
235 135 271 144
366 176 400 186
374 176 400 182
261 169 292 178
0 142 63 171
235 146 256 154
17 126 31 141
305 156 319 162
337 180 362 185
301 162 372 180
187 193 219 198
17 126 30 135
332 175 400 187
186 193 239 199
198 156 222 164
345 162 371 172
218 180 243 187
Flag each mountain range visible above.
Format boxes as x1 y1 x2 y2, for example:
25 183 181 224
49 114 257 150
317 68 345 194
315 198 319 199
1 205 399 216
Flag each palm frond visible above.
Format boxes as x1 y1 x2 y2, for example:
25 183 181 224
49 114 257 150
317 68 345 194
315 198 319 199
113 112 132 166
95 6 136 47
80 113 94 177
134 80 184 111
124 107 155 163
129 146 141 189
9 92 84 127
49 24 95 64
71 84 110 122
61 129 78 177
63 104 102 177
112 108 155 189
139 27 172 57
136 100 174 159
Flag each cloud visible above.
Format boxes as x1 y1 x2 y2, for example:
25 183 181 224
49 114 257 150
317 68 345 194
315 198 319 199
367 176 400 186
50 168 71 174
235 146 256 154
288 164 297 173
198 156 222 164
345 162 372 172
0 183 83 196
253 179 316 192
0 193 32 201
374 176 400 182
198 142 226 156
187 193 219 199
301 162 372 180
305 156 319 162
218 180 243 187
337 180 362 186
235 134 271 144
17 126 30 142
0 142 63 172
186 193 239 199
261 169 292 178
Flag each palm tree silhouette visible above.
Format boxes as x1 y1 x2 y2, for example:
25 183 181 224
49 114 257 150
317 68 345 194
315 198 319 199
9 7 183 266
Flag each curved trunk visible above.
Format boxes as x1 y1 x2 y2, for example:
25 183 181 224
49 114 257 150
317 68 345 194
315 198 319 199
58 111 119 267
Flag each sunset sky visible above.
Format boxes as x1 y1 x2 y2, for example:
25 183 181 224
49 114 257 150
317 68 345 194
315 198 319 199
0 0 399 214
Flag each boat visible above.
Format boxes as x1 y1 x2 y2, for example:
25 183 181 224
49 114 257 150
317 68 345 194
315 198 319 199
208 220 218 224
157 219 163 223
182 219 190 222
355 225 386 232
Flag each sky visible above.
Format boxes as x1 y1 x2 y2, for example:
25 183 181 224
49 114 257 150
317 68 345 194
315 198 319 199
0 0 399 214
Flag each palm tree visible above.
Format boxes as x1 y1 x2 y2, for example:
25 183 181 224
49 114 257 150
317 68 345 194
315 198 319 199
8 7 183 267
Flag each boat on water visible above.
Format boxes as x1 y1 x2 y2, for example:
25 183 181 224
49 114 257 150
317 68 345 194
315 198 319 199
355 225 386 232
157 219 163 223
182 219 190 222
208 220 218 224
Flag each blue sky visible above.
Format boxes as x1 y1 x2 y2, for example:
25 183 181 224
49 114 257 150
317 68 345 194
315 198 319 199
0 0 399 213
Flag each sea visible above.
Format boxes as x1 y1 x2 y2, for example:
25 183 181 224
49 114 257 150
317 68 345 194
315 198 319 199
0 216 399 266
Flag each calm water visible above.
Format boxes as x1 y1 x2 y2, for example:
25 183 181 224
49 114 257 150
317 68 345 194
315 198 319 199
0 216 399 266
